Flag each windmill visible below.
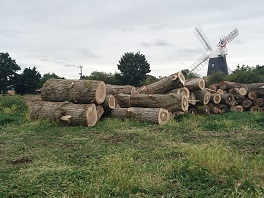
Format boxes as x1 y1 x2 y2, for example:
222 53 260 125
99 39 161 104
188 26 239 76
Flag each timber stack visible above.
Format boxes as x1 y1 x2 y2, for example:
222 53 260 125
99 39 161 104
27 74 264 126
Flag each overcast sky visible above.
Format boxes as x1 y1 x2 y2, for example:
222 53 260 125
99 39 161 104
1 0 264 79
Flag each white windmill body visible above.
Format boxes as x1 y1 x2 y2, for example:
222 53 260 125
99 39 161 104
189 26 239 76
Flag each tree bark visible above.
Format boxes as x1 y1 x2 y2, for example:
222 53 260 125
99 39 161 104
135 72 185 94
220 93 236 106
130 93 189 112
29 100 98 126
96 105 104 121
193 90 211 105
111 107 170 125
184 78 205 91
219 81 243 90
228 88 239 95
105 84 135 95
115 93 131 108
207 103 219 114
41 79 106 104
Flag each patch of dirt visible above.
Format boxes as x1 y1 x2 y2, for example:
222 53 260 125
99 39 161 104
9 158 33 165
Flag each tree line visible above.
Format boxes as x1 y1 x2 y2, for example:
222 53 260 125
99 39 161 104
1 52 263 95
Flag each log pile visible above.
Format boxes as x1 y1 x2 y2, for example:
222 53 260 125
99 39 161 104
205 81 264 113
27 76 264 126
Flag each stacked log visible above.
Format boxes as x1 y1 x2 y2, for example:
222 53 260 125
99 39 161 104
207 81 264 113
27 76 264 126
29 79 107 126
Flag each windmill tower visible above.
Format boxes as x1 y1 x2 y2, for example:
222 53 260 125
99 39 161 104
189 26 239 76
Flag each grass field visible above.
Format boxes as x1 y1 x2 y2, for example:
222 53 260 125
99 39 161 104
0 95 263 197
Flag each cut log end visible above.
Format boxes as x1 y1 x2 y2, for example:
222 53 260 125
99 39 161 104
95 81 106 104
86 104 97 126
199 79 205 90
181 95 189 112
238 87 247 96
211 93 221 104
158 108 170 125
177 72 185 86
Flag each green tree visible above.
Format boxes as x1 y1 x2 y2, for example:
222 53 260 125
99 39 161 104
206 71 227 86
0 52 21 93
181 69 200 80
15 66 41 95
227 64 264 83
117 52 151 86
40 72 65 87
143 74 159 85
82 71 120 85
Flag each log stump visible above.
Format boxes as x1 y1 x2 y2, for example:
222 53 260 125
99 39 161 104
184 78 205 91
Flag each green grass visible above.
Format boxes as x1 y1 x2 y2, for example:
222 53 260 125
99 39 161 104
0 95 263 197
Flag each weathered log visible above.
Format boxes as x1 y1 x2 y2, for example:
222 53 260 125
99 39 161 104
193 90 211 105
216 89 226 94
230 105 244 112
248 91 258 100
242 99 252 109
208 84 218 91
167 87 190 98
41 79 106 104
250 106 261 112
184 78 205 91
207 103 219 114
115 93 131 108
135 72 185 94
235 95 246 104
105 84 135 95
210 93 221 104
96 105 104 121
130 93 189 112
253 98 264 107
29 100 98 126
111 107 170 125
188 92 197 105
219 81 243 90
217 104 228 114
244 83 264 92
228 88 239 95
220 93 236 106
195 105 210 115
103 95 116 109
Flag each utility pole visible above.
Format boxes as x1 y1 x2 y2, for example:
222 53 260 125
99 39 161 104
78 65 83 79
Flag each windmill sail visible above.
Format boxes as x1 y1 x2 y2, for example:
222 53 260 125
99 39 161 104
189 53 210 73
193 26 213 52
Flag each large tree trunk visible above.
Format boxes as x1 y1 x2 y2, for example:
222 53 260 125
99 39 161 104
130 93 189 112
115 93 131 108
220 93 236 106
230 105 244 112
135 72 185 94
96 105 104 121
219 81 243 90
105 84 135 95
29 100 98 126
253 98 264 107
111 107 170 125
193 90 211 105
248 91 258 100
234 95 246 104
242 99 252 109
41 79 106 104
184 78 205 91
